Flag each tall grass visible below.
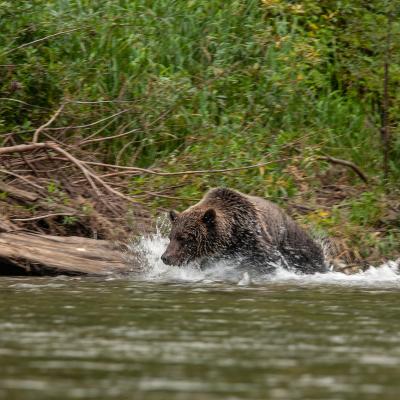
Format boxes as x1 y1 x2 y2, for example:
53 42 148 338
2 0 397 169
1 2 399 201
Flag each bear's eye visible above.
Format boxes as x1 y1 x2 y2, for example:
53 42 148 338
176 234 185 242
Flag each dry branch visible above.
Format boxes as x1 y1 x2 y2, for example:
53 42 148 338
32 103 65 143
0 181 39 202
0 169 44 190
0 141 142 204
0 142 48 155
45 142 101 195
11 213 82 222
81 158 293 177
2 142 291 181
3 27 85 55
39 109 129 131
318 156 368 183
79 129 139 145
0 97 51 110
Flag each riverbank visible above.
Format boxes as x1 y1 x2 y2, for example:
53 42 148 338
1 1 399 267
0 137 399 271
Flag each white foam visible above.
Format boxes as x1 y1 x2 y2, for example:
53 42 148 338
268 261 400 287
126 218 399 287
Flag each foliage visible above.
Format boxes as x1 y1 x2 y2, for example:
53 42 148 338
0 0 399 262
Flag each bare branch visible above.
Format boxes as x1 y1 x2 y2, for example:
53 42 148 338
77 119 122 144
0 141 296 215
3 28 84 55
79 158 291 177
66 99 136 104
44 109 129 131
0 143 48 155
5 110 130 136
45 143 101 195
12 213 83 222
0 97 50 109
0 168 45 190
0 142 141 204
79 128 140 145
32 104 65 143
1 142 291 179
318 156 368 183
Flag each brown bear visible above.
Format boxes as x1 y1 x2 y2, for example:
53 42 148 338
161 187 327 274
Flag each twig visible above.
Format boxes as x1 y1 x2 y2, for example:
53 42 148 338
318 156 368 183
7 135 39 177
0 98 50 109
79 129 139 145
43 109 129 131
108 158 291 177
72 151 135 204
135 191 201 201
66 99 136 104
0 142 99 196
7 142 140 204
0 142 295 207
3 27 84 55
45 143 101 195
1 143 292 178
5 110 130 136
0 169 44 191
0 143 48 155
74 158 290 177
77 119 122 144
32 104 65 143
116 138 136 165
12 213 83 222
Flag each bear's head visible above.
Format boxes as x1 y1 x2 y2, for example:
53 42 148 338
161 207 227 266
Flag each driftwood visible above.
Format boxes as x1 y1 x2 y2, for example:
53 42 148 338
0 232 133 275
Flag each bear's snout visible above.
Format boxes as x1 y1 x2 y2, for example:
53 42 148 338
162 239 187 266
161 251 185 266
161 253 173 265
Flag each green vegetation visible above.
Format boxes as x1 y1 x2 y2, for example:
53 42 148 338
1 0 399 263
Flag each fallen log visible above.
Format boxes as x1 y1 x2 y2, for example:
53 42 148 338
0 232 134 276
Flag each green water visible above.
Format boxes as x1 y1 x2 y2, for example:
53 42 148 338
1 277 400 400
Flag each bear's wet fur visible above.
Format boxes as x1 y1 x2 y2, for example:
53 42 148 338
161 187 327 274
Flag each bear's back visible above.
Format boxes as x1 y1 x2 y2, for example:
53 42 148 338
246 193 326 272
198 187 326 272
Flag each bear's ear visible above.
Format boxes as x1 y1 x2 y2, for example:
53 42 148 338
202 208 216 227
169 210 179 222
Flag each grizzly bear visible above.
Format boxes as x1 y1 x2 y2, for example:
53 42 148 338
161 187 327 274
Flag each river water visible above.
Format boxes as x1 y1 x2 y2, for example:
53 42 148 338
1 233 400 400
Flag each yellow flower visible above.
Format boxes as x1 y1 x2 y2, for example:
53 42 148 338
289 4 305 14
261 0 281 9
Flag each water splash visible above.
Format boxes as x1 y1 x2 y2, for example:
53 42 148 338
126 216 400 287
